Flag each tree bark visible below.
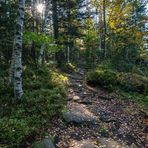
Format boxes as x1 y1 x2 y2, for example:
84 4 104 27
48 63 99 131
9 42 15 84
98 2 102 63
51 0 58 40
103 0 107 60
13 0 25 98
51 0 65 65
39 0 51 65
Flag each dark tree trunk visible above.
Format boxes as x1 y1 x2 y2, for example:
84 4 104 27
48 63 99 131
103 0 107 60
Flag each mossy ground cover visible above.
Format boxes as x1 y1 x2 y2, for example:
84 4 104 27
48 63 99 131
86 66 148 106
0 65 68 147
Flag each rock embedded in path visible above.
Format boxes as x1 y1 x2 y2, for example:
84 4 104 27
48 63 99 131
68 74 83 80
63 102 98 124
33 138 55 148
78 99 92 105
72 140 95 148
73 95 92 105
99 112 117 123
69 82 82 88
73 95 81 101
97 138 128 148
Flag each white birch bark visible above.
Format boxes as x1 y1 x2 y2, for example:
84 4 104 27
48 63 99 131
13 0 25 98
9 41 15 84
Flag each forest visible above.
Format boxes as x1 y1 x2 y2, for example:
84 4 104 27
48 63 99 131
0 0 148 147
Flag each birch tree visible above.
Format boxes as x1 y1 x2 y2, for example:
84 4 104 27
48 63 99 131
13 0 25 98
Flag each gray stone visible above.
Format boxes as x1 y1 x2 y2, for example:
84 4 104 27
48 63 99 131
100 113 117 123
97 138 128 148
78 99 92 105
63 102 98 123
43 138 55 148
130 143 138 148
72 140 95 148
33 138 55 148
73 95 81 101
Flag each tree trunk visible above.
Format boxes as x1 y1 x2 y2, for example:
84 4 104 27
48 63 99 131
13 0 25 98
98 3 102 63
39 0 51 65
9 41 15 84
103 0 107 60
52 0 58 40
51 0 65 65
31 0 37 63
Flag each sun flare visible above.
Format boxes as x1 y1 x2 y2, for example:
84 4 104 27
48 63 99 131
36 3 44 13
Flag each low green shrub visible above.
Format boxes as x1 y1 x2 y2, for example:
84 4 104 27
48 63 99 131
118 72 148 94
116 89 148 104
0 66 68 145
22 88 67 120
113 61 134 72
0 118 32 143
86 68 148 94
86 68 118 90
60 62 76 73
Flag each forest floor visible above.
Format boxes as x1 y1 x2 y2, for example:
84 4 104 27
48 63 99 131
36 69 148 148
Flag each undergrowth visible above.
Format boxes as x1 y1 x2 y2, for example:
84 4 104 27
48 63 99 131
0 65 68 146
86 63 148 106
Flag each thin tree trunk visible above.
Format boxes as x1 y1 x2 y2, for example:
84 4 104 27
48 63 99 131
39 8 45 65
39 0 50 65
13 0 25 98
31 0 36 63
67 46 70 63
52 0 62 64
103 0 107 60
67 2 71 63
98 3 102 63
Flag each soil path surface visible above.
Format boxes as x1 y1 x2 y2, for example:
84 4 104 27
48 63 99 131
48 69 148 148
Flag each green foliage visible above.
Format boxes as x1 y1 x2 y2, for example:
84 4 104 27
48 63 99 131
23 32 54 45
112 60 134 72
0 118 32 143
22 88 67 120
118 72 148 94
60 62 76 73
86 68 118 90
86 67 148 94
116 89 148 104
23 32 63 55
0 66 68 145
